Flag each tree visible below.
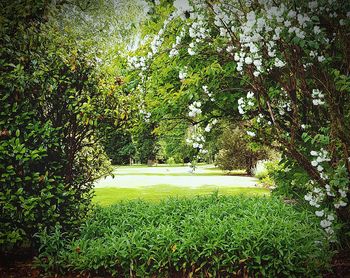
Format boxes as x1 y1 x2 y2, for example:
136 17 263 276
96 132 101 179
126 0 350 239
216 126 269 175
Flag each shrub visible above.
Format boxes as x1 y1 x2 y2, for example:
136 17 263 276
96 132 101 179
36 195 332 277
254 159 283 188
0 1 114 251
215 126 270 174
166 157 176 165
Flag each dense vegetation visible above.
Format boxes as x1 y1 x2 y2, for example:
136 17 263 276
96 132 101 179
36 195 332 277
1 0 349 276
128 0 350 241
0 0 139 251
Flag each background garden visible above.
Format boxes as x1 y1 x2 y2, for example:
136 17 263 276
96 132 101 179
1 0 350 277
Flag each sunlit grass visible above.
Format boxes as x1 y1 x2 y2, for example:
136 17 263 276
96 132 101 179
93 185 270 206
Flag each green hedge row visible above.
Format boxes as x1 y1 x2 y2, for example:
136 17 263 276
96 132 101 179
37 195 332 277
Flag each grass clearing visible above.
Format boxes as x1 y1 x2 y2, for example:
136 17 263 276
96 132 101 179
95 164 257 189
93 185 269 205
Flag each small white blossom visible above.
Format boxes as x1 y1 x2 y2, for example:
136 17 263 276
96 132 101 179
320 219 331 228
246 131 256 137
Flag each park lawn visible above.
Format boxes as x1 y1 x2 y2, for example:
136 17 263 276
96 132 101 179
93 185 270 206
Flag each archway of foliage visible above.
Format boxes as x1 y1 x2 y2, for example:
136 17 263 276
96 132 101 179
0 0 146 252
126 0 350 240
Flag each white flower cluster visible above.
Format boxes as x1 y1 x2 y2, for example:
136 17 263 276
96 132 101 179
304 186 325 208
204 118 218 132
276 90 292 116
238 91 255 115
188 101 202 117
312 89 325 105
186 134 205 149
128 14 175 73
173 0 192 19
274 57 285 68
169 27 186 57
246 130 256 137
139 109 151 122
334 192 348 209
188 16 208 42
319 212 335 235
312 206 337 235
150 15 174 56
310 148 330 176
179 67 188 80
256 113 264 124
202 85 215 101
188 42 196 56
127 56 147 71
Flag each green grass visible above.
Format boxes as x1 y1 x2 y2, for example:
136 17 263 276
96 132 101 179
93 185 269 205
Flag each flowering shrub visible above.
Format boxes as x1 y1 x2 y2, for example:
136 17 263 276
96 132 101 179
127 0 350 239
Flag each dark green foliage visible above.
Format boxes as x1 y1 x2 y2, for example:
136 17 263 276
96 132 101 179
215 126 270 174
132 123 159 164
36 195 332 277
0 1 113 251
102 129 135 165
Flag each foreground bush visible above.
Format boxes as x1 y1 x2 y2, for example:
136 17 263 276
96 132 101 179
37 195 332 277
0 1 113 251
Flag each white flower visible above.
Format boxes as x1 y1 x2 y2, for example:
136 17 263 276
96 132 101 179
339 189 347 198
246 131 256 137
247 91 254 98
317 165 324 172
173 0 192 16
308 1 318 10
245 57 253 65
169 49 179 57
316 157 323 163
313 26 321 34
320 219 331 228
325 227 334 234
188 48 196 55
288 10 297 18
304 194 312 201
318 56 325 62
179 68 187 80
274 58 285 67
315 210 324 217
253 59 262 67
310 151 318 156
327 214 335 221
284 20 291 27
311 160 318 167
